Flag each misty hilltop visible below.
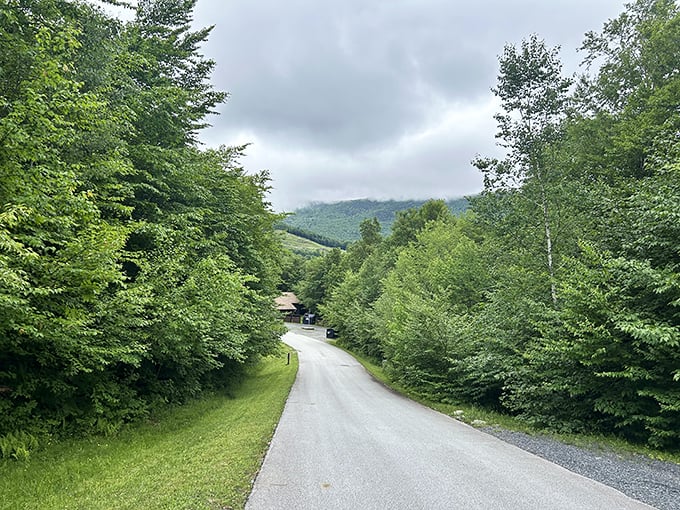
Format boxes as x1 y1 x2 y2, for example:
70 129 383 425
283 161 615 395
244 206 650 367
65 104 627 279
281 198 469 243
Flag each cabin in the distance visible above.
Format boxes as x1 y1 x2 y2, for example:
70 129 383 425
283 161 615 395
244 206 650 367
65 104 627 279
275 292 305 322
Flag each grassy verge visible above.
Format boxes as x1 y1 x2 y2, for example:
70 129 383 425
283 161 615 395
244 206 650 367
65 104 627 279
332 341 680 465
0 346 298 510
279 231 331 256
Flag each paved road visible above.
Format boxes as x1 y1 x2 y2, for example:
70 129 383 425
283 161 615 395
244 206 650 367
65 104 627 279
246 327 653 510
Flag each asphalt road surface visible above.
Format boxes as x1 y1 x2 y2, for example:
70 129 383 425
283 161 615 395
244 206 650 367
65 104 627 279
246 327 653 510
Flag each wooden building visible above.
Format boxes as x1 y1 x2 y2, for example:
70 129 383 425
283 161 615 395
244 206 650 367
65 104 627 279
275 292 304 322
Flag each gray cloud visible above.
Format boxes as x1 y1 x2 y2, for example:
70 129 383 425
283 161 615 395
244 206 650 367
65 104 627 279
190 0 626 210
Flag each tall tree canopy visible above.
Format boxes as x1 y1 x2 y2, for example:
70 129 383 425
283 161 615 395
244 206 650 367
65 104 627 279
0 0 285 457
474 35 572 304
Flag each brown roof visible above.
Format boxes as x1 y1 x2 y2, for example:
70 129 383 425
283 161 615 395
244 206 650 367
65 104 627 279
275 292 300 312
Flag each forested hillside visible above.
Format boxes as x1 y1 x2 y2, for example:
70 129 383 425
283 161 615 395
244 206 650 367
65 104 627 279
296 0 680 449
0 0 285 458
283 197 469 242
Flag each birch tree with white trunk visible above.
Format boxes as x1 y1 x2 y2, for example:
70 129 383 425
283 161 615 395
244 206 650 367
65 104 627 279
473 34 571 305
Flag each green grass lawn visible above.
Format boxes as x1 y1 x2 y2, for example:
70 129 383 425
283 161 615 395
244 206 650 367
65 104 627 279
0 348 298 510
279 231 331 255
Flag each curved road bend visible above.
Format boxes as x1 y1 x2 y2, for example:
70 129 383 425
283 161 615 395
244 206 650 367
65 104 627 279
246 329 653 510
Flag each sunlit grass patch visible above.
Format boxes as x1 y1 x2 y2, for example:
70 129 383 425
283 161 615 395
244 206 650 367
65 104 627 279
0 347 298 510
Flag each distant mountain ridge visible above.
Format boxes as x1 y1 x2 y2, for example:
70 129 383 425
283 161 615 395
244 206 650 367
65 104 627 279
282 197 469 243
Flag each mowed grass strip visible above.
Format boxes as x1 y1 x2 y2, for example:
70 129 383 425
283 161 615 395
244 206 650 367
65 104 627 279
0 348 298 510
280 231 331 254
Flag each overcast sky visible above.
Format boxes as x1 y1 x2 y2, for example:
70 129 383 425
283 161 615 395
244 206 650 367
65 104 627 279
107 0 629 212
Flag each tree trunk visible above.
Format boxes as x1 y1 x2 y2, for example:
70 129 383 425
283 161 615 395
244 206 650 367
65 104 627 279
540 182 558 305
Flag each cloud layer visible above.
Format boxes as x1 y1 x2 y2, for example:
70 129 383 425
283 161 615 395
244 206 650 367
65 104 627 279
189 0 626 211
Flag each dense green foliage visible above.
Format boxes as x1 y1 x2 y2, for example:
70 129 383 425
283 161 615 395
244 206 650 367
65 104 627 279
0 0 284 457
283 197 469 242
296 0 680 449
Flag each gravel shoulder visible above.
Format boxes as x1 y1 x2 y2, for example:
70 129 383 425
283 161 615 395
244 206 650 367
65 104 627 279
287 323 680 510
483 428 680 510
